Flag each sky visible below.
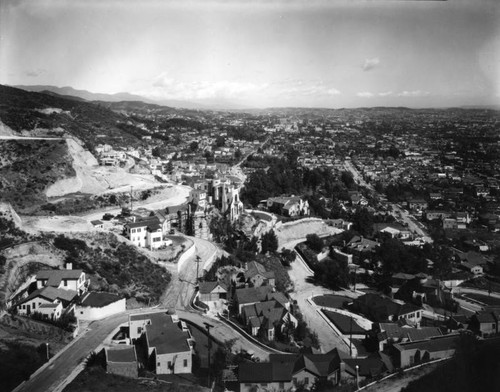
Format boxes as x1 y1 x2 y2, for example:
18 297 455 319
1 0 499 108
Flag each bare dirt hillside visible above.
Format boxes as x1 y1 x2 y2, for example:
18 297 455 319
46 138 162 197
0 120 16 136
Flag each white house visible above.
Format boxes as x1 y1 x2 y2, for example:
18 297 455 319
75 292 126 321
15 286 76 319
129 312 193 375
36 267 88 295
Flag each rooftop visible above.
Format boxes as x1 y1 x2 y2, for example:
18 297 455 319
106 346 137 363
79 292 122 308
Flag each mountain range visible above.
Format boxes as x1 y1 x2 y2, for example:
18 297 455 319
12 85 247 110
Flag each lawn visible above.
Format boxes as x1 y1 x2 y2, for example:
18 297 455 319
312 294 352 309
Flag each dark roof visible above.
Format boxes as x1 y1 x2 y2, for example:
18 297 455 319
91 220 103 225
79 292 122 308
239 362 276 383
199 281 228 294
143 313 191 355
17 286 77 306
106 346 137 363
393 334 460 353
36 269 84 287
235 286 273 306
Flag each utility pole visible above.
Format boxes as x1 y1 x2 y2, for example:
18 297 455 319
204 322 214 387
130 185 133 211
45 343 49 361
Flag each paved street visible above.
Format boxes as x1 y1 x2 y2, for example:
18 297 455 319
287 249 354 355
16 312 130 392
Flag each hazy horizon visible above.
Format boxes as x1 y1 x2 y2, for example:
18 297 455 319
1 0 499 109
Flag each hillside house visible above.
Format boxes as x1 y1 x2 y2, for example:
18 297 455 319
243 261 276 288
106 346 139 378
241 299 297 340
75 292 126 321
468 310 500 337
129 312 193 375
239 351 343 392
36 267 88 295
15 286 76 319
267 196 309 217
125 216 169 250
351 293 423 325
391 334 459 368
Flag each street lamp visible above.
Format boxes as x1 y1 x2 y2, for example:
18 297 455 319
46 343 49 361
355 365 359 390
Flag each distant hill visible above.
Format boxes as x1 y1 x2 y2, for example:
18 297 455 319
0 84 152 148
13 84 206 109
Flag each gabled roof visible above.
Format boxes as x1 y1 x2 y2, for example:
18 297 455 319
235 286 274 306
244 261 275 281
36 269 84 287
199 281 228 294
16 286 77 306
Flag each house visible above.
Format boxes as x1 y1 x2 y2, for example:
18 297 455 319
239 351 343 392
346 236 380 254
391 334 459 368
36 266 88 295
234 286 274 313
130 312 193 375
267 196 309 217
407 199 428 211
468 310 500 337
125 216 169 250
75 292 126 321
106 346 139 378
91 220 104 229
244 261 275 288
426 210 453 221
15 286 76 319
351 293 423 325
371 323 443 351
198 281 228 303
241 299 297 340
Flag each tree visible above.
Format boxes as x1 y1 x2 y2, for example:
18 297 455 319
189 141 199 151
216 136 226 147
280 248 296 266
306 234 324 253
261 230 278 254
341 171 355 189
234 148 242 160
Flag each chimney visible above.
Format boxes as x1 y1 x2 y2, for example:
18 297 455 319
66 262 73 270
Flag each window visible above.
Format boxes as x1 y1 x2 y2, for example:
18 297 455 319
168 361 172 368
64 280 68 286
157 362 161 367
260 383 268 387
293 378 297 385
137 327 142 334
183 359 188 367
81 311 84 314
279 382 285 390
304 377 309 385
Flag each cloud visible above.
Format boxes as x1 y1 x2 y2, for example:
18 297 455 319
145 73 268 100
357 91 374 98
397 90 430 97
271 79 341 97
378 91 393 97
362 57 380 71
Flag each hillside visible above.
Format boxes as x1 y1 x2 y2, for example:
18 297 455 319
0 85 148 149
0 139 76 212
